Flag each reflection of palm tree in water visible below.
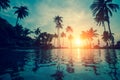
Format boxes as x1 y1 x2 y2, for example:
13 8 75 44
66 58 74 73
66 49 74 73
32 49 52 72
82 49 100 75
105 49 118 80
51 49 64 80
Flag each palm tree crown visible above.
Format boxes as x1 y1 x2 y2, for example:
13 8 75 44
90 0 119 33
54 15 63 47
66 26 73 33
13 6 29 25
54 16 63 28
61 32 66 38
90 0 119 47
0 0 10 10
87 27 98 41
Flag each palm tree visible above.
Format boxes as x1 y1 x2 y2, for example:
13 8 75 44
22 28 32 37
102 31 110 47
54 16 63 47
87 28 98 48
0 0 10 11
66 26 73 33
87 28 98 41
66 26 73 48
35 27 41 35
80 28 98 48
34 27 41 39
13 6 29 26
61 32 66 47
53 33 58 47
68 34 73 49
90 0 119 46
94 16 106 31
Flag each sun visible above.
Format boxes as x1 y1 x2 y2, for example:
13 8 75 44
74 39 81 47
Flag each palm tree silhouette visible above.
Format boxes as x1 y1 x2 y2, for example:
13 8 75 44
68 34 73 49
66 26 73 33
80 28 98 48
90 0 119 46
102 31 110 47
53 33 58 47
34 27 41 36
54 16 63 47
61 32 66 47
13 6 29 26
0 0 10 11
66 26 73 48
87 28 98 41
88 28 98 48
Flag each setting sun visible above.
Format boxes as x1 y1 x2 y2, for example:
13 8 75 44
75 39 82 47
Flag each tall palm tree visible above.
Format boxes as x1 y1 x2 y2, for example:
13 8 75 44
54 16 63 47
90 0 119 46
61 32 66 47
0 0 10 11
68 34 73 49
13 6 29 26
90 0 119 33
66 26 73 48
53 33 58 47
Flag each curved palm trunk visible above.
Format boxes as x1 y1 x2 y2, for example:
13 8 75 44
57 28 61 47
16 16 19 26
108 21 112 36
107 21 114 47
102 21 106 31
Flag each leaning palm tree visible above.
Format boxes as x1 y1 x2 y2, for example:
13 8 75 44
0 0 10 11
90 0 119 46
54 16 63 47
13 6 29 26
61 32 66 47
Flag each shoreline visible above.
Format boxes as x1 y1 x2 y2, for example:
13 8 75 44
0 46 120 50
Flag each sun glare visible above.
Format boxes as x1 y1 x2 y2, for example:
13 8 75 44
75 39 81 47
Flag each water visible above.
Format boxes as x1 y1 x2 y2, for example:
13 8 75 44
0 49 120 80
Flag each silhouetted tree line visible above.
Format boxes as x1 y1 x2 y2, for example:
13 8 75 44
0 0 55 48
0 17 55 48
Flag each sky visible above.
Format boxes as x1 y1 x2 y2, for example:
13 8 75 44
0 0 120 46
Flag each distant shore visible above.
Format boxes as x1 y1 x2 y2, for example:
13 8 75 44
0 46 120 50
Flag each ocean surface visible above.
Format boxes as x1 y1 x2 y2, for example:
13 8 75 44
0 49 120 80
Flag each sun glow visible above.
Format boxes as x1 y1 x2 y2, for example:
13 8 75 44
75 39 82 47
